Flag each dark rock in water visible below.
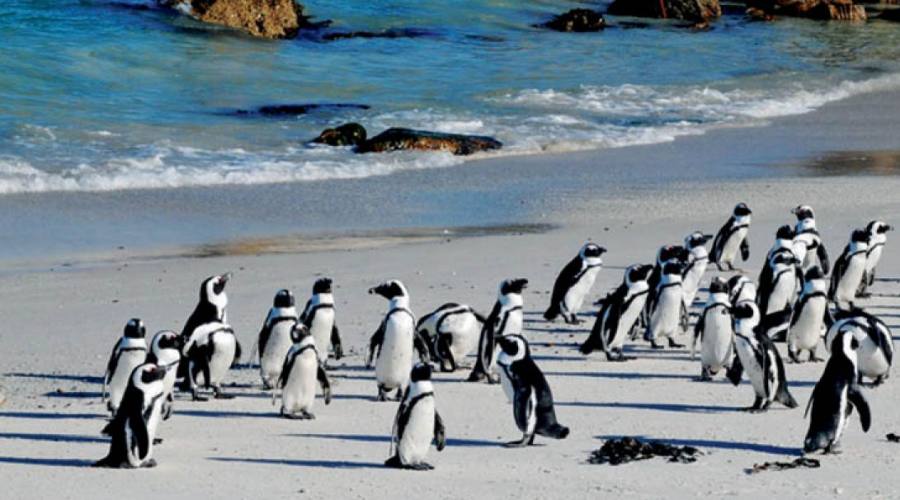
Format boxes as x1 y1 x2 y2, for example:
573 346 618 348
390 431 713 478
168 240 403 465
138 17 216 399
607 0 722 21
312 123 368 147
588 437 702 465
109 2 156 11
356 128 502 156
538 9 607 32
464 34 506 42
746 0 867 20
322 27 437 41
235 103 370 117
158 0 315 39
746 457 820 474
879 8 900 21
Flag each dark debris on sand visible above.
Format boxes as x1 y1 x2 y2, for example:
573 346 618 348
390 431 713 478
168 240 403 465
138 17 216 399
746 457 820 474
886 433 900 442
588 437 702 465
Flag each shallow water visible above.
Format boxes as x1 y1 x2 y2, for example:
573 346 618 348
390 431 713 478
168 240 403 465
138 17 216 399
3 0 900 193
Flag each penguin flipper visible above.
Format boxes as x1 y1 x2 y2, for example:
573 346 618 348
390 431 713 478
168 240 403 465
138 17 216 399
413 331 431 364
257 322 272 363
580 308 606 355
330 325 343 360
726 356 743 386
367 323 386 368
848 385 871 432
434 411 446 451
818 244 831 276
317 364 332 405
771 346 798 408
740 236 750 262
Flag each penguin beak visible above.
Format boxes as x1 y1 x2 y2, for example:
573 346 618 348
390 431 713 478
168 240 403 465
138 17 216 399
886 225 894 232
220 272 232 283
703 234 713 241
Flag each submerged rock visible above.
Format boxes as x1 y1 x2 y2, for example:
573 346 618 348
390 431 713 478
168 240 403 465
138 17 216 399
746 0 867 20
312 123 368 146
538 9 607 32
235 103 370 117
322 27 437 41
607 0 722 21
356 128 502 155
159 0 312 39
882 8 900 21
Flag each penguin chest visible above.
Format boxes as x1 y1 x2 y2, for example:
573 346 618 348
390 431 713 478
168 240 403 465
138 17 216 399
376 317 415 388
721 227 748 262
610 296 646 349
857 334 891 379
564 268 600 312
837 256 866 301
207 331 236 385
700 311 734 372
789 299 826 350
157 350 180 397
867 245 883 273
283 351 319 412
735 339 767 397
109 351 147 411
398 396 435 465
499 309 523 336
441 312 480 361
498 365 516 404
261 322 295 385
766 272 796 314
650 287 682 336
682 261 707 306
310 309 335 359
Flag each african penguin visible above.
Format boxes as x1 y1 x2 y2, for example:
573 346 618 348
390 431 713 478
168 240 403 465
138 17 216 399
580 264 653 361
257 289 299 389
829 229 869 310
417 303 485 372
825 308 893 385
792 205 830 274
682 231 713 313
645 261 686 349
182 320 238 400
94 363 167 468
146 330 182 421
757 224 798 305
544 243 606 324
727 302 798 412
787 267 829 363
300 278 343 367
859 220 892 297
467 278 528 383
177 273 234 392
692 277 734 381
757 251 800 342
710 202 752 271
367 280 429 401
102 319 148 415
385 363 446 470
496 334 569 447
641 245 690 335
275 324 332 420
803 330 871 454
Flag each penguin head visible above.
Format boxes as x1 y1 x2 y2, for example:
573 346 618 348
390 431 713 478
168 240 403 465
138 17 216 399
851 229 869 244
123 318 146 339
658 245 689 265
731 302 758 320
410 362 433 383
866 220 892 236
290 323 311 343
626 264 654 284
709 277 729 294
791 205 814 221
273 289 294 308
202 273 231 302
152 330 181 352
368 280 407 300
775 224 795 241
771 252 798 267
684 231 713 249
733 203 752 217
804 266 825 282
496 334 529 362
312 278 333 294
580 243 607 259
500 278 529 296
829 330 860 365
661 261 684 276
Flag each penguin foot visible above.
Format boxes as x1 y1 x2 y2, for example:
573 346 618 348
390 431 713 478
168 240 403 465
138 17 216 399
282 410 315 420
667 339 685 349
192 392 209 402
408 462 434 471
650 341 665 350
741 406 768 414
810 354 824 363
605 352 633 362
153 438 163 445
788 351 801 364
465 371 487 383
142 459 158 468
564 317 582 326
214 391 235 400
384 455 403 469
503 434 535 448
698 369 712 382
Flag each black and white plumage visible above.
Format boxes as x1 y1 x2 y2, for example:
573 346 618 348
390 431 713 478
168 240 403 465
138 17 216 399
791 205 830 275
417 303 485 372
467 278 528 384
804 330 871 454
146 330 182 421
641 245 690 334
682 232 712 311
727 275 757 307
787 267 829 363
275 325 331 420
645 261 686 349
727 302 798 412
385 363 446 470
94 363 167 469
710 202 752 271
757 251 800 342
367 280 429 401
580 264 653 361
825 308 893 385
543 243 606 324
102 318 148 415
257 289 299 389
757 225 798 311
177 273 234 392
692 277 733 380
182 321 238 400
829 229 870 310
300 278 343 366
496 335 569 447
859 220 892 296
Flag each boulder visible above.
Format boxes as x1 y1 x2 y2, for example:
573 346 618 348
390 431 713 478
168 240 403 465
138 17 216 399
746 0 867 20
160 0 310 39
607 0 722 21
356 128 502 155
312 123 368 147
539 9 607 32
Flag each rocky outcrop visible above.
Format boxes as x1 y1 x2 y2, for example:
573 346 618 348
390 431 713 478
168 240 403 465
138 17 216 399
538 9 607 32
311 125 502 155
607 0 722 21
312 123 368 146
746 0 867 20
160 0 311 39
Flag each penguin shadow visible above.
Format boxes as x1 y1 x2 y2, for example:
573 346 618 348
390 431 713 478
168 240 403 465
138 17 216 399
291 432 500 448
43 391 102 399
175 409 279 419
532 354 587 363
546 370 700 382
558 401 737 414
0 456 94 468
5 372 104 384
210 457 384 470
595 435 803 457
0 411 106 420
0 432 108 444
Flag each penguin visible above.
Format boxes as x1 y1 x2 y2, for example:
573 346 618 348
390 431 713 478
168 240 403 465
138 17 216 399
757 225 798 304
102 319 148 415
417 303 485 372
367 280 429 401
787 267 829 363
645 261 686 349
682 232 713 312
803 330 871 454
757 252 800 342
640 245 690 335
467 278 528 383
257 289 299 389
829 229 870 310
177 273 235 392
94 363 167 468
385 363 446 470
727 275 757 307
825 308 893 385
791 205 830 274
727 302 798 412
182 320 238 400
496 334 569 447
299 278 343 367
544 243 606 324
580 264 653 361
710 202 752 271
692 277 733 381
146 330 182 421
859 220 892 297
275 324 332 419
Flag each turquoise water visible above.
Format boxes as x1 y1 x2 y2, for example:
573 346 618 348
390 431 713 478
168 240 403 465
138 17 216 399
2 0 900 193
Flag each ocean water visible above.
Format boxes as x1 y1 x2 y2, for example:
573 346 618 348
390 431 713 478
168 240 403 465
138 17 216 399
3 0 900 195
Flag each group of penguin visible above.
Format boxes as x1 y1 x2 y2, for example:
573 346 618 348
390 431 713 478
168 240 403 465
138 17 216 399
95 203 893 470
